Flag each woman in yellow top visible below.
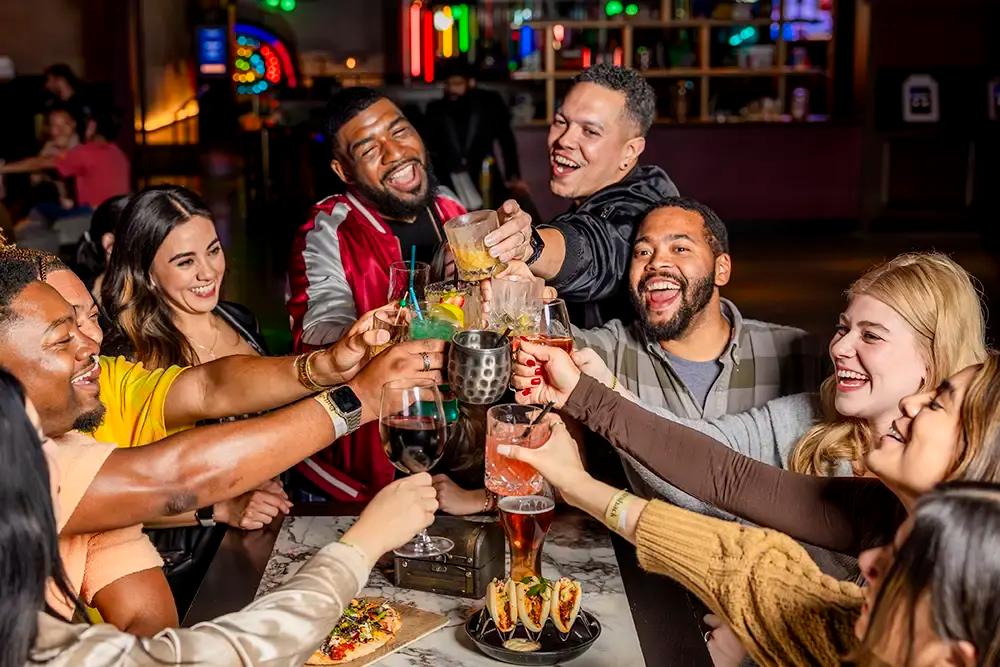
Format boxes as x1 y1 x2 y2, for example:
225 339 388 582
499 362 1000 665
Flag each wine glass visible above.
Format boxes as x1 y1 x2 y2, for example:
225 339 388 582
529 298 574 352
379 378 454 557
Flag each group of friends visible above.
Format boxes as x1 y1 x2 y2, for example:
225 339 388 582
0 62 998 666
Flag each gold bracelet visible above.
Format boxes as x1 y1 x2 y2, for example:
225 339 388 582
609 375 618 392
482 490 496 513
305 350 334 390
296 351 328 392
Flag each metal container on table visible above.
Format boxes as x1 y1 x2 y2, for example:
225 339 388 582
448 330 511 405
394 516 505 598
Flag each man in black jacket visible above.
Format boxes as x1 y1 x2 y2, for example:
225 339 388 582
488 64 679 327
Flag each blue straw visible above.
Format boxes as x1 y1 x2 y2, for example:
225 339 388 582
410 287 424 319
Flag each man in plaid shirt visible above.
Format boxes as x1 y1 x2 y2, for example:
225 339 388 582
573 196 825 501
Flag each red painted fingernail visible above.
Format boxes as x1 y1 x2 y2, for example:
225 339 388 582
535 368 544 376
526 359 535 367
531 378 541 386
519 336 528 341
522 389 532 396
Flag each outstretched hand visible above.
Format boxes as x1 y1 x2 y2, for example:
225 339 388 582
511 339 582 408
495 414 588 500
310 305 395 385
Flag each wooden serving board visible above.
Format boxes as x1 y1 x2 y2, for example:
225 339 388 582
307 599 449 667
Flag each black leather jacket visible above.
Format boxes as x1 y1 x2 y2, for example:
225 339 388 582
544 165 679 328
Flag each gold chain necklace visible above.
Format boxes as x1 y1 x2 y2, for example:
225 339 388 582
190 321 221 360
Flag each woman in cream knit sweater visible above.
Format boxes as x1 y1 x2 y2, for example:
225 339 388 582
498 416 1000 665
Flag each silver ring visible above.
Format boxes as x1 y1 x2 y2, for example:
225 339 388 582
516 229 529 247
421 352 431 372
703 630 713 643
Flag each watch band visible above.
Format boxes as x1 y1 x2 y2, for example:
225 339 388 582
195 505 216 527
524 226 545 266
315 387 362 434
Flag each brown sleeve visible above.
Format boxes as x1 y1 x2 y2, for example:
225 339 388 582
563 375 901 554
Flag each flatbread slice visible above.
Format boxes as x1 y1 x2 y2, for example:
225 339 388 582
308 598 402 665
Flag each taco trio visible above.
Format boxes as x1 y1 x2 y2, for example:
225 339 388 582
484 575 582 633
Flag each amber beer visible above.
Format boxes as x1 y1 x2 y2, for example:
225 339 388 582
498 495 556 581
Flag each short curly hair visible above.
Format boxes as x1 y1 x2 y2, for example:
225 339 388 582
573 64 656 136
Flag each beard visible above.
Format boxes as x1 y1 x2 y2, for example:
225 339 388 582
353 159 438 220
630 271 716 342
73 404 107 433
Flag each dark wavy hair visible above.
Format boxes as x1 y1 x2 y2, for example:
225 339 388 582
101 185 214 368
573 63 655 136
0 368 87 667
857 481 1000 666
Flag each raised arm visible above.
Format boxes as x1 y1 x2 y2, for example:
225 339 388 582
162 308 387 430
511 341 902 554
64 340 444 535
563 374 901 553
0 155 56 174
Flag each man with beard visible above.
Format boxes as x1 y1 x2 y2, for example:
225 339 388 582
572 196 824 499
286 87 531 501
0 263 445 633
491 64 679 328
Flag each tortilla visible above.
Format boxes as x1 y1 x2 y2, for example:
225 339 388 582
515 576 552 632
307 598 402 665
485 577 518 633
550 577 582 632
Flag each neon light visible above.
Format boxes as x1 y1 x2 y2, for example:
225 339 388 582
456 5 470 53
625 3 639 15
553 24 565 42
582 47 591 68
409 3 422 78
422 9 434 82
613 47 623 66
235 23 298 87
520 25 533 60
605 1 624 17
433 9 453 31
442 6 454 58
279 0 295 10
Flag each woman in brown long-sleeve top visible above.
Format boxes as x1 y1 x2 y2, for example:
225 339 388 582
513 343 1000 557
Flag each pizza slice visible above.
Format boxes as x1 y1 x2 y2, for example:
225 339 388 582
307 598 402 665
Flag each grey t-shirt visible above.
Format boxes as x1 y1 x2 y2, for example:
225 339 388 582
663 350 723 409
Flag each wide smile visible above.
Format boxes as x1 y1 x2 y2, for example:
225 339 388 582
641 276 683 312
836 366 871 393
189 282 217 299
70 356 101 394
383 161 423 192
550 153 583 179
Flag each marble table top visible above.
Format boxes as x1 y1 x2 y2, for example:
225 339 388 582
256 511 645 666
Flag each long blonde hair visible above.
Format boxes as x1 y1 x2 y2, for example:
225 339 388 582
789 253 988 476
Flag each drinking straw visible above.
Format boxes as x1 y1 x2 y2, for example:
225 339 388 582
410 287 424 319
521 400 555 439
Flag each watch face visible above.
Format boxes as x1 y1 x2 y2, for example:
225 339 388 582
331 386 363 414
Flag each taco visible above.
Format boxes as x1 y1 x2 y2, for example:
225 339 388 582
515 576 552 632
550 577 582 632
485 577 517 633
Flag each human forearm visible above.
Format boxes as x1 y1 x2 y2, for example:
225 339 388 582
0 156 54 173
67 542 369 665
66 397 340 534
165 353 348 429
528 228 566 280
92 568 178 636
559 472 645 544
143 510 198 529
562 376 894 553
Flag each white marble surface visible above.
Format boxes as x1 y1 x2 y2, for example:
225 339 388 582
256 512 645 666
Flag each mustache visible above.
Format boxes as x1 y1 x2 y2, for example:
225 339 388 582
638 270 687 294
380 158 425 186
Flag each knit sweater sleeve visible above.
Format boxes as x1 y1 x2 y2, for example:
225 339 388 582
563 374 902 554
634 500 863 665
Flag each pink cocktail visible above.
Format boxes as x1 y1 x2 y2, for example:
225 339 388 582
485 404 550 496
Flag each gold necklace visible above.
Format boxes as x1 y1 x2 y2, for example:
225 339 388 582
190 321 221 360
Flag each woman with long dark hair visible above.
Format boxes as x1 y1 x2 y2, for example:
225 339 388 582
0 367 439 666
101 185 268 367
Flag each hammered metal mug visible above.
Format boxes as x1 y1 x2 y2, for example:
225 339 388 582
448 330 511 405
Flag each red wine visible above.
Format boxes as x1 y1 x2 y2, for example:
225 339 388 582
379 415 446 474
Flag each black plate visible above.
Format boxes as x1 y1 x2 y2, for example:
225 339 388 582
464 607 601 665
